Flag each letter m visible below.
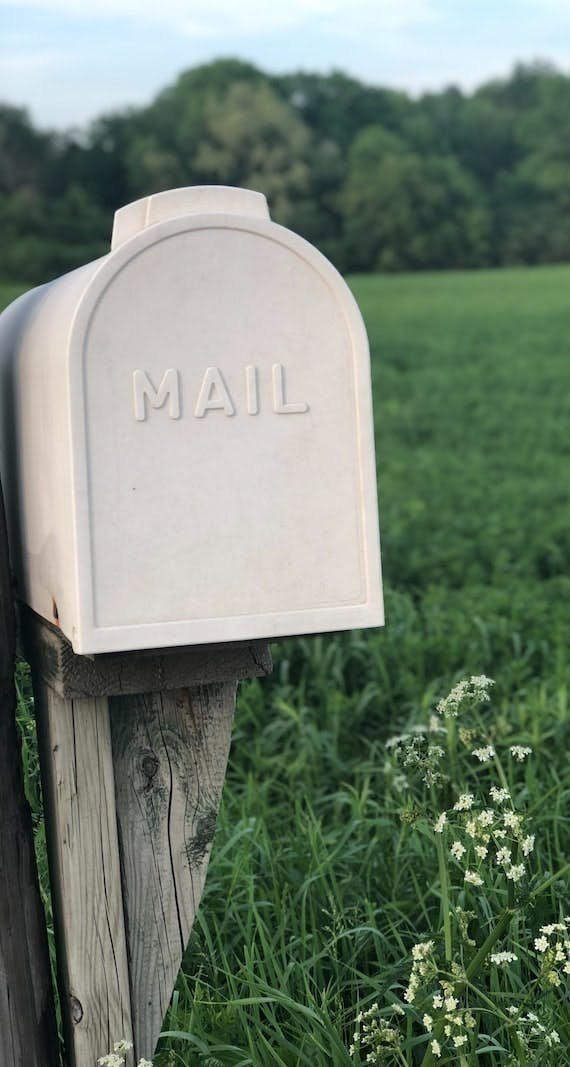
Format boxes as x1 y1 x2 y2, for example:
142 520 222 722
133 369 181 421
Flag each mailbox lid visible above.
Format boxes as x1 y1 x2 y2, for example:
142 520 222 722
68 206 382 653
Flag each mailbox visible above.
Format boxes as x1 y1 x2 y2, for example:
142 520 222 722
0 186 383 654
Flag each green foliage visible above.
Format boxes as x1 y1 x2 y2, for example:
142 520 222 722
3 60 570 282
342 145 490 271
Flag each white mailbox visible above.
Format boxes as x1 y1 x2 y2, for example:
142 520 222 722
0 186 383 654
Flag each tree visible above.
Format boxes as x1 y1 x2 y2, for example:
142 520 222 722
341 129 491 271
191 80 312 227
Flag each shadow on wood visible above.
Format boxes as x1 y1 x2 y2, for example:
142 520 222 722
0 482 59 1067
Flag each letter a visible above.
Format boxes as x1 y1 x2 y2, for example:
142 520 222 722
195 367 236 417
133 369 181 421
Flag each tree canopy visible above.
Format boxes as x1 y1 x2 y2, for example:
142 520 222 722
2 58 570 283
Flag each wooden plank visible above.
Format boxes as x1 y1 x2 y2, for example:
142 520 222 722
0 480 60 1067
21 608 272 699
27 613 271 1063
33 685 135 1067
110 682 236 1061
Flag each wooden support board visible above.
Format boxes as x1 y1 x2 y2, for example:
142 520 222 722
0 486 59 1067
111 684 236 1059
25 612 272 1066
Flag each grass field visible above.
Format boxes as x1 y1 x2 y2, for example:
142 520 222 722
2 265 570 1065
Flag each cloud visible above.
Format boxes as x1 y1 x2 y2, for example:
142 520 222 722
1 46 63 74
0 0 436 35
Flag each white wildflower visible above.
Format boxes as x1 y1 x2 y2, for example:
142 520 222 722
475 844 488 859
437 681 469 717
490 951 518 965
450 841 466 860
453 1034 468 1048
496 846 512 866
510 745 532 761
522 835 535 856
472 745 495 762
432 993 443 1009
431 1039 442 1058
114 1043 133 1055
412 940 434 960
434 812 447 833
423 1013 433 1030
489 786 510 803
454 793 475 811
138 1061 154 1067
464 870 484 886
471 675 494 693
98 1057 124 1067
444 996 458 1012
506 864 526 882
414 943 435 960
534 936 549 952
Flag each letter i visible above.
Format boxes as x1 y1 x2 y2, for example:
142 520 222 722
246 365 259 415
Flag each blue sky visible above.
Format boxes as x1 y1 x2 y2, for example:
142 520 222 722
2 0 570 130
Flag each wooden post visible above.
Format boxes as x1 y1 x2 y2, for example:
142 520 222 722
0 483 60 1067
23 611 271 1066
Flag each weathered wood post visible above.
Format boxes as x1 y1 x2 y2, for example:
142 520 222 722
0 184 383 1066
23 614 271 1064
0 482 60 1067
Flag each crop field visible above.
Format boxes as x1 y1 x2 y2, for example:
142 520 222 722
3 265 570 1065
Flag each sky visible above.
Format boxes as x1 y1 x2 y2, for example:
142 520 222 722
1 0 570 131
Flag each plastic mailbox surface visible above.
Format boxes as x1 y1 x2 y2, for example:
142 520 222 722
0 186 383 653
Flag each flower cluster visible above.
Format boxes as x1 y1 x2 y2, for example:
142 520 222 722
350 675 567 1065
349 1002 405 1063
507 1007 561 1059
434 784 535 890
98 1041 153 1067
436 675 494 718
386 732 446 788
533 918 570 987
403 940 437 1003
405 957 477 1060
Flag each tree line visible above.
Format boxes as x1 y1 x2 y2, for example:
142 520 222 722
2 57 570 284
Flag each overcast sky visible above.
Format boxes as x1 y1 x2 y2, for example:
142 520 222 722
2 0 570 131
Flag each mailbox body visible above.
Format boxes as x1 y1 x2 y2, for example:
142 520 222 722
0 187 383 653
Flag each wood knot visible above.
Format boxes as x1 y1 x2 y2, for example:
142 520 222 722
69 995 83 1024
141 753 159 780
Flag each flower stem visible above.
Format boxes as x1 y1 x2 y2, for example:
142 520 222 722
435 832 452 962
530 863 570 900
419 908 516 1067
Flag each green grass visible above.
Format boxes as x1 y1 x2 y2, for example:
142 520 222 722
3 265 570 1065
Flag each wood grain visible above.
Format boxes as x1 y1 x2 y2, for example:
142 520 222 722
111 682 236 1060
21 609 272 698
34 687 134 1067
28 612 270 1064
0 481 59 1067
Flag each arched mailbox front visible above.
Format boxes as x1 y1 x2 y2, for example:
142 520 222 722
0 186 383 653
